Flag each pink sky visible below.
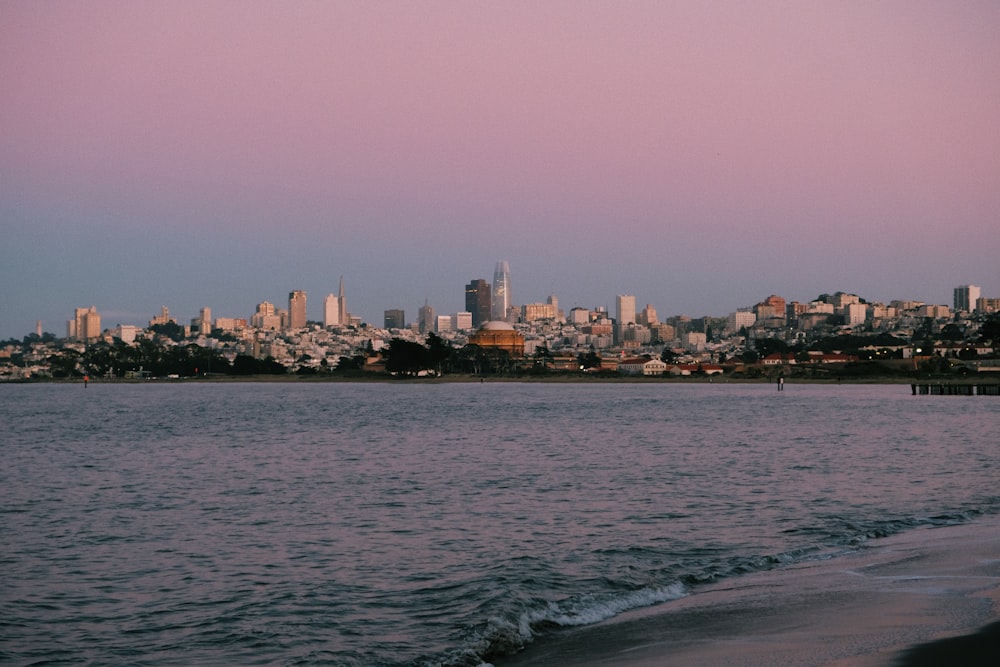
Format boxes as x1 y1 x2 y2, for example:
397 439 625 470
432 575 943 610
2 2 998 336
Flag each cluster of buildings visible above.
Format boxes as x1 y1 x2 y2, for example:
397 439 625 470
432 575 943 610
2 262 996 379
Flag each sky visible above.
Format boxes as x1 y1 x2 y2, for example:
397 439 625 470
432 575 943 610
2 1 998 339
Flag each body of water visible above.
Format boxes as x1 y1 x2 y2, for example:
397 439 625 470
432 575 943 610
2 382 998 665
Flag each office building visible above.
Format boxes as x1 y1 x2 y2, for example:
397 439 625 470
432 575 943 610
954 285 981 313
492 260 511 321
338 276 348 326
453 311 473 330
251 301 282 330
616 294 636 325
418 300 435 334
324 294 341 327
465 279 491 327
68 306 101 342
288 290 307 329
384 309 405 329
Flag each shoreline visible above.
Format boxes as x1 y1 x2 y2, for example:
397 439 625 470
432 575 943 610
495 516 1000 666
3 374 977 385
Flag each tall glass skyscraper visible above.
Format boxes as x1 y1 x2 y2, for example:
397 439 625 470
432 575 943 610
492 260 511 321
465 279 491 327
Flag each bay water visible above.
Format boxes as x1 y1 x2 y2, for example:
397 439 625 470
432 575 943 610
2 382 998 665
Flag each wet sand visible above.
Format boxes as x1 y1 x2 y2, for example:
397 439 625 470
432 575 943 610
497 517 1000 666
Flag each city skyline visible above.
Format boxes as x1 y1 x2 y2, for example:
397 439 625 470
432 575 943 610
3 2 999 340
33 276 998 343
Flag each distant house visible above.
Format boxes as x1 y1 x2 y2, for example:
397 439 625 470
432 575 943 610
698 363 724 376
668 364 699 376
762 353 797 365
813 353 859 364
618 357 667 376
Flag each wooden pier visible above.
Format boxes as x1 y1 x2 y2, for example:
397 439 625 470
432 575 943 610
911 383 1000 396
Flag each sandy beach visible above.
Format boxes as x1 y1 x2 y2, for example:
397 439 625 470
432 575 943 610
497 516 1000 666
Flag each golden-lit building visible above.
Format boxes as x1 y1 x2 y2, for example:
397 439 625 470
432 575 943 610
469 321 525 357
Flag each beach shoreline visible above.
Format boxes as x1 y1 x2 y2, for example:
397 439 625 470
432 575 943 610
495 516 1000 666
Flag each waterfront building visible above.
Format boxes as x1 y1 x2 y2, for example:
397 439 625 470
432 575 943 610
469 320 524 357
954 285 981 313
491 260 511 321
384 309 405 330
619 357 668 376
465 279 491 327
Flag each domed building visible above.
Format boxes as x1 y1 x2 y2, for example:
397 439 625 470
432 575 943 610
468 321 525 357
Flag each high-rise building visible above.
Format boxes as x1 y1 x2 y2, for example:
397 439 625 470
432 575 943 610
68 306 101 342
954 285 981 313
288 290 307 329
491 260 511 321
615 294 636 325
338 276 348 326
465 279 491 327
638 304 659 325
384 309 405 329
150 306 174 327
453 311 473 330
192 307 211 334
418 299 435 334
324 294 341 327
252 301 282 330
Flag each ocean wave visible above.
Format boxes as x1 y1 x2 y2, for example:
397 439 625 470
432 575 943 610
426 582 688 666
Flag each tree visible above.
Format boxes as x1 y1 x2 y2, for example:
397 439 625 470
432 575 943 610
660 348 679 364
577 349 602 370
385 338 430 376
754 338 789 357
533 343 554 370
150 321 185 342
425 333 452 375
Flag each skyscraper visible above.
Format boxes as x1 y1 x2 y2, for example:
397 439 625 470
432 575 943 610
338 276 348 326
289 290 307 329
616 294 636 325
384 309 405 329
68 306 101 342
465 279 491 327
954 285 981 313
323 294 340 327
492 260 511 321
418 299 435 334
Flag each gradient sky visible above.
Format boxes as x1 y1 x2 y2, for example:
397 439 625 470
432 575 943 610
2 1 998 339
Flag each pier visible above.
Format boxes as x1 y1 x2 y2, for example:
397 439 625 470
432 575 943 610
911 383 1000 396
